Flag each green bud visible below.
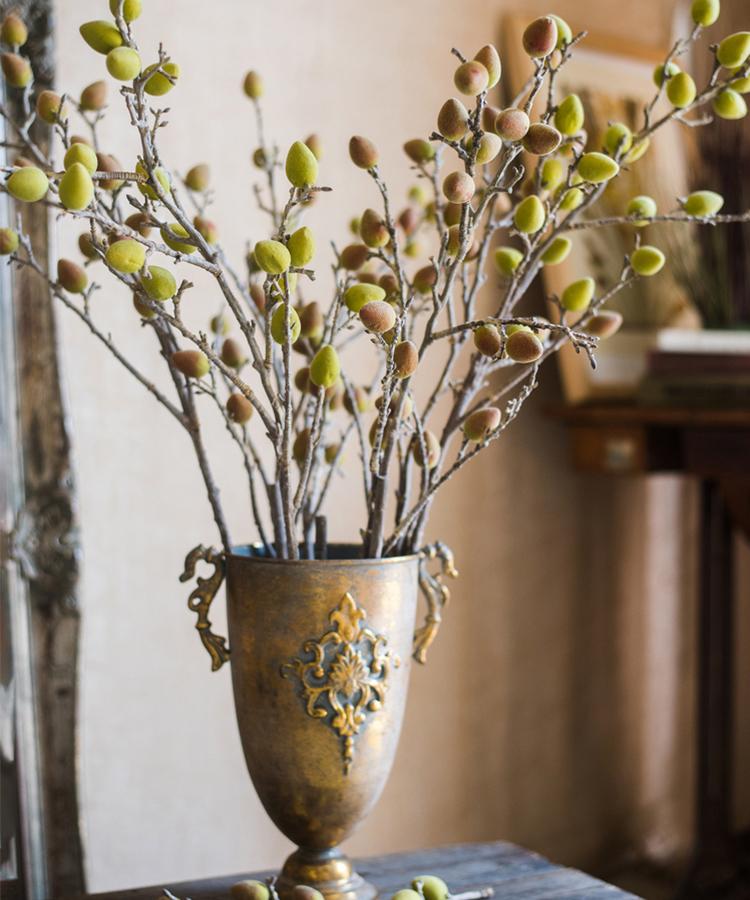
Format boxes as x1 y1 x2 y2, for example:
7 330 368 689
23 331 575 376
559 187 584 211
57 258 88 293
140 265 176 300
471 132 503 164
64 142 97 173
290 886 322 900
243 71 263 100
522 123 561 155
185 163 210 192
577 151 619 183
36 90 66 124
210 314 230 335
474 44 502 88
603 122 632 156
7 166 49 202
682 190 724 216
394 340 418 378
136 162 171 200
144 61 180 96
443 171 475 203
1 52 31 87
717 32 750 69
286 140 318 188
231 878 270 900
0 227 19 255
412 877 448 900
359 300 396 334
624 138 650 164
713 88 747 119
310 344 341 388
540 236 571 265
106 47 141 81
344 282 386 313
106 238 145 273
494 246 523 275
349 135 379 169
729 67 750 93
666 71 696 108
631 245 665 276
626 195 657 226
554 94 584 135
653 61 680 87
226 393 253 424
254 239 291 274
454 60 489 95
161 223 196 253
80 80 107 110
540 157 564 191
473 323 502 356
691 0 720 27
57 163 96 210
506 328 544 363
79 21 123 55
561 277 595 311
513 195 546 233
109 0 142 22
494 107 529 141
523 16 558 58
403 138 435 164
549 15 572 49
270 304 301 344
288 226 315 267
172 349 209 379
1 12 28 47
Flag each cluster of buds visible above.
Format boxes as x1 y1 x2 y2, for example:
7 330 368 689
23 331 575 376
1 4 748 562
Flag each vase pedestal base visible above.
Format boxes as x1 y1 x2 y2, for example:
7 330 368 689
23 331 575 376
277 848 378 900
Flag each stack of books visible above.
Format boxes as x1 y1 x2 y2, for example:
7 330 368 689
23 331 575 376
638 328 750 408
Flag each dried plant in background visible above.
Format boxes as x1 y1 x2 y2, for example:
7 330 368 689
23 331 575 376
1 2 749 562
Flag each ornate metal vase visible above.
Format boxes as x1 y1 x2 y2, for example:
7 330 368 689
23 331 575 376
180 542 456 900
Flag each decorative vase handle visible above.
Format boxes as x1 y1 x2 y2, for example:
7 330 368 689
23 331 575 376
179 544 230 671
414 541 459 664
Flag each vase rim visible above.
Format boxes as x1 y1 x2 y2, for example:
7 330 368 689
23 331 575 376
229 542 420 565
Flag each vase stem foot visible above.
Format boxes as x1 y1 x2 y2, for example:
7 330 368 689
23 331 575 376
278 847 377 900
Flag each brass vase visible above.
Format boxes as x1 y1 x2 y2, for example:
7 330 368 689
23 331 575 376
180 542 457 900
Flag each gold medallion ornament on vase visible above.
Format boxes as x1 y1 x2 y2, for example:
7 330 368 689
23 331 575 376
180 542 457 900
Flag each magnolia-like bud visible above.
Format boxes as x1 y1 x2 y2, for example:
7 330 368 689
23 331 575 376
344 282 386 312
717 32 750 69
631 245 665 276
58 163 94 210
140 265 176 301
220 337 245 369
1 12 28 47
144 61 180 96
412 431 440 468
270 304 301 344
340 243 369 270
513 195 546 234
523 17 558 58
310 344 341 388
653 61 680 88
80 79 107 110
1 52 31 87
463 407 501 441
172 349 210 379
453 60 489 96
713 88 747 119
494 246 523 276
522 123 561 155
442 171 475 204
561 277 595 311
495 107 530 141
437 98 469 140
626 195 657 226
540 236 571 265
603 122 632 156
473 323 502 356
36 90 66 124
682 190 724 216
106 238 145 273
7 166 49 202
474 45 502 88
584 310 623 338
577 152 619 183
394 340 418 378
64 142 97 173
0 227 19 255
285 140 318 188
105 47 141 81
349 135 379 169
359 300 396 334
288 226 315 267
360 208 389 248
254 239 291 275
79 21 122 54
226 393 253 424
506 328 543 363
691 0 719 26
243 71 263 100
300 301 324 340
666 71 696 107
403 138 435 164
57 259 88 293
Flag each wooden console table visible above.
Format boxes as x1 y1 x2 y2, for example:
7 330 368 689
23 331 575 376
555 403 750 900
76 842 639 900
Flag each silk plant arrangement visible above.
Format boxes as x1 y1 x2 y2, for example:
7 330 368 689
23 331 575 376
2 2 749 567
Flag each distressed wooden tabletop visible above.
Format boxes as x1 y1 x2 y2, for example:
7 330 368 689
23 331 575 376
80 841 641 900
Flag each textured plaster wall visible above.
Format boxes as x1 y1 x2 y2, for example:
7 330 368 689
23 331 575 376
53 0 750 892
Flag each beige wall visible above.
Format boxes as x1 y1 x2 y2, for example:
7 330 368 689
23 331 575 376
53 0 749 893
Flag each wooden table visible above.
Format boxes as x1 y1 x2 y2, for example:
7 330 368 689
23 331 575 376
77 842 639 900
554 403 750 900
